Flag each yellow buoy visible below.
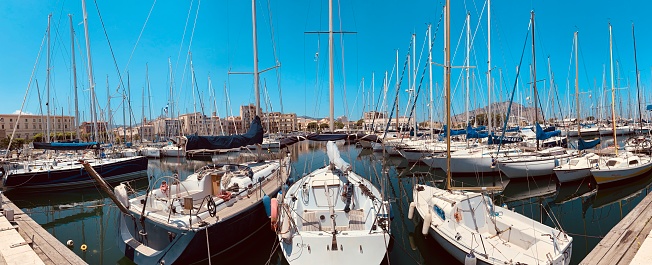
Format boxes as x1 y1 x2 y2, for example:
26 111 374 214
80 244 87 251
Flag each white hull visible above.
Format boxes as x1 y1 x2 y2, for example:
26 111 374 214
279 142 390 264
161 147 184 157
499 157 560 179
554 168 592 183
412 185 572 265
141 148 161 158
591 158 652 185
359 140 373 149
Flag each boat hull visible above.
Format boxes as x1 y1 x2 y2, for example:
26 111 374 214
2 156 148 191
119 193 276 265
554 168 592 183
499 157 560 179
591 164 652 185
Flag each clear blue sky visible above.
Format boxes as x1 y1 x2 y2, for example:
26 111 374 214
1 0 650 125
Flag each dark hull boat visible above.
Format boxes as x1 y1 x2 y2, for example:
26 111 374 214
2 156 148 191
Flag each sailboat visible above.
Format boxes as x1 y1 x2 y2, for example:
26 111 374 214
2 11 148 191
277 1 390 263
411 5 572 265
81 1 291 263
495 12 573 179
589 23 652 185
553 31 601 183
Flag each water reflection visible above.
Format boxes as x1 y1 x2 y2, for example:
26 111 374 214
6 143 652 265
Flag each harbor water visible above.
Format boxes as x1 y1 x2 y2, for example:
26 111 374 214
5 140 652 265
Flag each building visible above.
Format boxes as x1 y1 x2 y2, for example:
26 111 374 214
264 112 297 133
0 113 76 140
297 117 318 132
152 117 181 140
361 111 410 131
240 104 262 132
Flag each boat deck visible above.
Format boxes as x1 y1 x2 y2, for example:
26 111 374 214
580 188 652 265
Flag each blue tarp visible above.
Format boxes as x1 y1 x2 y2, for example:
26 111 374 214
439 125 467 137
466 124 489 139
185 116 264 150
33 141 99 150
506 126 520 132
578 138 601 151
535 123 561 140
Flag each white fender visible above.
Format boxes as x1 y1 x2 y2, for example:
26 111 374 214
408 202 415 220
422 213 431 235
280 208 292 243
464 253 477 265
114 184 130 209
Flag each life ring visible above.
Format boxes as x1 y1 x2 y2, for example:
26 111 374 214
80 244 87 251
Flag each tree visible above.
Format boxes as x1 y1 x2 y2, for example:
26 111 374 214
356 119 364 127
334 121 344 129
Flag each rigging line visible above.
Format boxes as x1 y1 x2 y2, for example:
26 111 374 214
337 0 350 129
265 0 284 114
93 0 128 103
175 0 195 74
495 16 531 156
5 31 47 158
124 0 158 72
177 0 202 114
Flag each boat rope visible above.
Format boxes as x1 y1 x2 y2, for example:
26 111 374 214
123 0 157 72
205 228 212 265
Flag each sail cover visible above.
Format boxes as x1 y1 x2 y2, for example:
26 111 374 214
536 123 561 140
466 124 489 139
33 141 99 150
278 133 382 149
326 141 351 171
185 116 264 150
578 138 600 151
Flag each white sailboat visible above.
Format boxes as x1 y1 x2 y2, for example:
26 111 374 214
277 1 390 263
278 142 391 264
590 23 652 185
553 32 601 183
412 6 572 265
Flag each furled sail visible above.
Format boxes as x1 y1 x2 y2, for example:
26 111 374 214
535 123 561 140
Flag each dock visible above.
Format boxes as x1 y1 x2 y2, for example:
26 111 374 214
580 188 652 265
0 193 87 265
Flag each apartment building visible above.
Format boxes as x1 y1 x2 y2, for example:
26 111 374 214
0 113 75 140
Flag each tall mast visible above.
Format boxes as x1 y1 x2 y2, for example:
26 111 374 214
487 0 492 133
252 0 260 117
412 33 417 136
168 58 174 119
328 0 334 132
531 11 539 150
428 24 433 140
465 12 470 126
632 23 643 134
190 52 197 133
69 14 80 141
106 76 111 143
609 23 617 155
146 63 152 126
81 0 98 141
396 50 400 133
575 31 581 138
46 14 51 143
444 0 451 189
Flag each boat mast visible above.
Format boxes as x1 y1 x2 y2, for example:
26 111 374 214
530 11 539 150
146 63 152 129
609 23 618 155
487 0 492 133
46 14 51 143
428 24 433 139
632 23 643 134
575 31 581 138
328 0 334 132
81 0 98 142
69 14 80 141
465 13 470 128
444 0 451 190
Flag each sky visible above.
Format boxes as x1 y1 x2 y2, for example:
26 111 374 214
1 0 651 125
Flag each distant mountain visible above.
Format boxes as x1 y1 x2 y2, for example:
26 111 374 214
297 115 319 120
451 101 545 124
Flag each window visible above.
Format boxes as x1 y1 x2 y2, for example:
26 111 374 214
33 119 36 122
16 125 19 129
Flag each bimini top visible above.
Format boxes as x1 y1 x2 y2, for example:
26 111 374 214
184 116 264 150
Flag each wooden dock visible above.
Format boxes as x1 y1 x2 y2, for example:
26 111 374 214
0 193 87 265
580 188 652 265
